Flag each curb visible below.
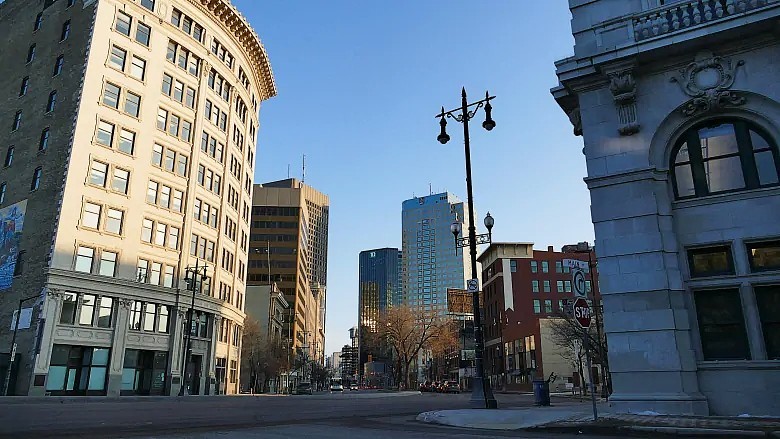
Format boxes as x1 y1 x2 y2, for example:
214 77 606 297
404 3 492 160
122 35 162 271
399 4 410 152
532 424 779 438
626 426 768 437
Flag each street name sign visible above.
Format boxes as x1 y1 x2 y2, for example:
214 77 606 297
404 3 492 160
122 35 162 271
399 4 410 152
562 258 588 270
573 298 592 329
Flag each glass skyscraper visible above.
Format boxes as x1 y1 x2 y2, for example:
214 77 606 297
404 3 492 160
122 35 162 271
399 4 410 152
401 192 472 315
358 248 401 373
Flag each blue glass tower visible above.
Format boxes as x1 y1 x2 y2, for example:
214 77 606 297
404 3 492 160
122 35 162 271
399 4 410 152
358 248 401 374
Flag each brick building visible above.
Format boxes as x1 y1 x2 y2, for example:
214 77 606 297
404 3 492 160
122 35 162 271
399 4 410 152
479 243 600 392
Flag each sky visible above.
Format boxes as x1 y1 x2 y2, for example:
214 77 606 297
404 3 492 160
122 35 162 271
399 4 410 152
233 0 589 355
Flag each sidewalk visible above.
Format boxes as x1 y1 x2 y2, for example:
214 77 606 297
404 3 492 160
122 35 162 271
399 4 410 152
417 402 780 437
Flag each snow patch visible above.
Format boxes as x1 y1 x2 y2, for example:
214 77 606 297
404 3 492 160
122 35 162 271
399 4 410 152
636 411 662 416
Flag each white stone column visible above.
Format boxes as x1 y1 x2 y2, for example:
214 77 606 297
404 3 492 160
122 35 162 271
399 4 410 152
204 315 220 395
28 291 64 396
589 174 708 415
106 299 132 397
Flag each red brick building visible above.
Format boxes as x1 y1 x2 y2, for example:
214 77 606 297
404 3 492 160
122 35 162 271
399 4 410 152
478 243 600 392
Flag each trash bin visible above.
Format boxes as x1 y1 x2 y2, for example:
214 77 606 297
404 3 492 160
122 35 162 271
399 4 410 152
533 379 550 406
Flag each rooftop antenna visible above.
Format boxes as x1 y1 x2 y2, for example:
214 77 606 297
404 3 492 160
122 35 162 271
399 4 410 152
302 154 306 183
287 164 290 179
429 183 432 195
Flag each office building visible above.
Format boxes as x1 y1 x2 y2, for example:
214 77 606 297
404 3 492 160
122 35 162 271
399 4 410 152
552 0 780 415
478 243 600 393
357 248 400 377
401 192 472 315
248 179 329 364
0 0 276 396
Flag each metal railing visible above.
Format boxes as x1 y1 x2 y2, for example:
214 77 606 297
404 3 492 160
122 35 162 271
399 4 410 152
633 0 777 41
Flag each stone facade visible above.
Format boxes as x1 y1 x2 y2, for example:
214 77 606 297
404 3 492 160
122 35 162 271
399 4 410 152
0 0 275 396
553 0 780 415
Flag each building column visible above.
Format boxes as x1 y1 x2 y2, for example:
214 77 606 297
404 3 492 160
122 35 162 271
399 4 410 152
28 291 64 396
168 306 187 396
105 299 132 396
589 173 708 415
204 315 219 395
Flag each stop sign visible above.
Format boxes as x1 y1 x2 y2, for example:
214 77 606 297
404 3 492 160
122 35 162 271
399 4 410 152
573 297 592 329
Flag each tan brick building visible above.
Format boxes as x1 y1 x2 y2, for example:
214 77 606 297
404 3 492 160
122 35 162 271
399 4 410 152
0 0 275 396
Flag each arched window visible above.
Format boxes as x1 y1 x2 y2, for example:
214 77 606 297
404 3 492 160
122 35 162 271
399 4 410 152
671 119 780 199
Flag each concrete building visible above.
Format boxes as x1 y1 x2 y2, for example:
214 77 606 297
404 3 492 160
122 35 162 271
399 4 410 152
401 192 472 315
478 243 600 393
0 0 275 397
248 179 329 365
552 0 780 415
357 247 400 378
244 283 288 341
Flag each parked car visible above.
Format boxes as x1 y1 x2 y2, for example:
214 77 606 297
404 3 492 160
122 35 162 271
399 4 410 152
330 382 344 391
419 381 432 392
445 382 461 394
350 383 359 391
294 382 313 395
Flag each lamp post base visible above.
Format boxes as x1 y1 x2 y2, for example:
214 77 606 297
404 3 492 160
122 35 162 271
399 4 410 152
469 377 498 409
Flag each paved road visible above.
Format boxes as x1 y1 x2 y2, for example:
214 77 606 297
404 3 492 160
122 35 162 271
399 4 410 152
0 391 621 438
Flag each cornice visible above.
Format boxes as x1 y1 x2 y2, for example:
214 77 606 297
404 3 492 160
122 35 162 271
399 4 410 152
187 0 277 101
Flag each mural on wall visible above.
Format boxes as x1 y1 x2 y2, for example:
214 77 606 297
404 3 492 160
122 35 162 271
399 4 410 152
0 200 28 291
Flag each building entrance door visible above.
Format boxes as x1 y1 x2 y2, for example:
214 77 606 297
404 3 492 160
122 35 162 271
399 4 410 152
187 355 202 395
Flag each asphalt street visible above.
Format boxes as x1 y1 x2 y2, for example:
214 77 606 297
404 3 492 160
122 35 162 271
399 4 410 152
0 391 625 439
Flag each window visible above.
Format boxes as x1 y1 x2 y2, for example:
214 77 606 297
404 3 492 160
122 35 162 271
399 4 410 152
27 44 36 63
46 91 57 112
103 83 120 109
672 120 780 199
159 185 170 208
105 208 123 234
19 77 29 97
34 13 43 31
60 292 77 324
0 183 6 205
75 246 95 273
46 345 109 393
96 121 114 147
129 301 142 329
746 241 780 272
53 55 64 76
157 108 167 130
163 265 174 287
555 261 563 273
694 288 750 360
544 280 551 293
510 260 517 273
688 246 734 278
158 305 169 332
755 286 780 359
544 300 553 314
31 167 42 191
111 168 129 194
152 144 163 167
99 251 117 277
172 189 184 212
556 280 563 293
116 11 132 36
154 222 166 246
79 294 96 325
167 227 179 249
136 22 151 46
13 251 25 276
162 74 173 95
90 161 108 186
82 202 101 229
564 281 572 293
176 154 188 177
130 56 146 81
141 0 155 11
533 300 541 314
118 128 135 155
541 261 549 273
532 280 539 293
12 111 22 131
97 297 113 328
4 146 14 167
124 92 141 117
141 218 153 243
60 20 71 41
150 262 161 285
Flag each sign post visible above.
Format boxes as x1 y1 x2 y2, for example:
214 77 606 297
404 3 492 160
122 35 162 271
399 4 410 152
573 297 597 421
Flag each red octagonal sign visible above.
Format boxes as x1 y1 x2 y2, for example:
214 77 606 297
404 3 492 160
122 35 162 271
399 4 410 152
573 297 592 329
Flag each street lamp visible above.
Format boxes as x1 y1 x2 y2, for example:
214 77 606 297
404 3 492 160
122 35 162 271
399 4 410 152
3 294 39 396
437 88 498 409
178 261 209 396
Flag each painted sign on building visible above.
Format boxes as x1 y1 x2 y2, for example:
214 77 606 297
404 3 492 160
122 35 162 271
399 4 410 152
0 200 27 291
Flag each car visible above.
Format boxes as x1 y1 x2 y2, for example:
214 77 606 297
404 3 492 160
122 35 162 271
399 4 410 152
294 382 313 395
330 383 344 391
350 383 358 391
445 382 461 394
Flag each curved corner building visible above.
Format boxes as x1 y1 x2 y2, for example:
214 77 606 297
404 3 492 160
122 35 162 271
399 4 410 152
0 0 275 396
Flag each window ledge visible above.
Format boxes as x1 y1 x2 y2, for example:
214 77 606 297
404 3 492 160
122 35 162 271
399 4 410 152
698 360 780 370
674 186 780 209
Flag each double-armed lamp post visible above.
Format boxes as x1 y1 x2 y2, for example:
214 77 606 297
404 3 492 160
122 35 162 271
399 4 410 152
178 261 209 396
437 88 498 409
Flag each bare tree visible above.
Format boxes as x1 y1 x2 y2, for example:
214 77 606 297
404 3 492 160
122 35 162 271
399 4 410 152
548 308 610 395
376 305 455 389
242 318 287 393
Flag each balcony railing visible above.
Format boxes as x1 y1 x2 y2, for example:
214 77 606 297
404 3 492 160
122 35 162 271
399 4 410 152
633 0 778 41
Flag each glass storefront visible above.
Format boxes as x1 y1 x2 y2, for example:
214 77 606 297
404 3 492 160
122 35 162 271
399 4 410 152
46 345 110 395
121 349 168 395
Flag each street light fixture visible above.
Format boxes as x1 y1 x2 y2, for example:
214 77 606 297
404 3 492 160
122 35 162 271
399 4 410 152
437 87 498 409
179 261 208 396
3 294 40 396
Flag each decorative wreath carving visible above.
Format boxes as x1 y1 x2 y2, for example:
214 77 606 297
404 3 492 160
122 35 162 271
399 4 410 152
671 53 745 117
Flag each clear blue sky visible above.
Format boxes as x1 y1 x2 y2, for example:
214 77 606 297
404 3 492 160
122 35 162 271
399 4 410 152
234 0 589 355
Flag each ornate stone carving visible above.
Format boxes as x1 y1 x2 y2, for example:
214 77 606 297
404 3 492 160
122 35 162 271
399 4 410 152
119 298 134 310
671 52 745 117
567 108 582 136
608 69 640 136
